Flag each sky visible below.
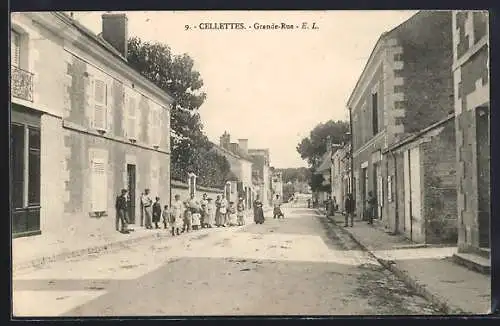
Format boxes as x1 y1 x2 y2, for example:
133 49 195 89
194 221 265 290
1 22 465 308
73 10 418 168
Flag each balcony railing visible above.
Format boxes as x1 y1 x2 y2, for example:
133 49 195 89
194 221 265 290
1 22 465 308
11 65 34 102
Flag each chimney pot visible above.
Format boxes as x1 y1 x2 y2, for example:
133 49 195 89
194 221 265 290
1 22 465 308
102 12 129 58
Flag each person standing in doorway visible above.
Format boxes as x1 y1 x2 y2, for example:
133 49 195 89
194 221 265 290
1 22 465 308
115 189 130 233
367 191 377 225
152 197 162 229
141 189 153 229
344 193 355 227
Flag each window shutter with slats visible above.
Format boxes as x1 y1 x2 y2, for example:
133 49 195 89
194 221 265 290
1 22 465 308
11 30 20 67
127 96 136 139
94 79 107 130
91 157 108 212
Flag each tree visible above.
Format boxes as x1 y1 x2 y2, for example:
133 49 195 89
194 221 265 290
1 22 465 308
127 37 230 188
296 120 350 168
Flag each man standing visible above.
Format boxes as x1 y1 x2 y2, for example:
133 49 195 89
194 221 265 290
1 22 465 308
115 189 130 233
200 193 208 228
273 194 283 219
344 193 355 227
141 188 153 229
367 191 377 225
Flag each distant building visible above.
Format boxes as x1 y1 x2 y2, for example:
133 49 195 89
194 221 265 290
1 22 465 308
452 11 490 257
271 170 283 200
249 148 271 206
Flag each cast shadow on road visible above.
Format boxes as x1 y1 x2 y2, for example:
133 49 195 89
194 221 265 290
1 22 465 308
12 256 440 316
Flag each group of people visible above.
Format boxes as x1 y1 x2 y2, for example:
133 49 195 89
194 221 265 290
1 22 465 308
115 188 274 235
321 191 377 228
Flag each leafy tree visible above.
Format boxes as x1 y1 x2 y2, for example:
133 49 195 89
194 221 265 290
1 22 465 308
282 183 295 202
296 120 349 168
127 37 230 188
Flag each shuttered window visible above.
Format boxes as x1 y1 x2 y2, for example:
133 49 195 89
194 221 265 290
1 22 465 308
11 30 20 67
127 95 137 139
150 160 160 198
90 154 108 212
150 105 162 146
93 79 107 130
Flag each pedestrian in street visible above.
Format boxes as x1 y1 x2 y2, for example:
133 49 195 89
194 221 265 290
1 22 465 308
228 201 237 226
152 197 162 229
141 189 153 229
344 193 355 227
115 189 130 234
183 202 192 233
192 208 201 231
162 204 170 229
200 193 208 228
273 194 284 219
237 197 245 226
367 191 377 225
206 197 215 227
220 194 228 226
215 195 222 227
171 194 183 236
253 195 265 224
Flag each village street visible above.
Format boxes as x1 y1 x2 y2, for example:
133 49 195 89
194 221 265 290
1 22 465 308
13 205 441 317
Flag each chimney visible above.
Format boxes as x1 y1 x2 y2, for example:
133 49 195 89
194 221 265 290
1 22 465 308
238 139 248 154
102 13 128 58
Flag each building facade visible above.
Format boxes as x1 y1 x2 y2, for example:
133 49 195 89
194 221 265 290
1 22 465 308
331 143 352 212
271 170 284 200
347 11 455 242
452 11 490 256
249 148 271 206
215 132 255 208
11 12 173 238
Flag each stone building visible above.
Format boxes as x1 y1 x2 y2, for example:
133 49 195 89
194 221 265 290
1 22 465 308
452 11 490 257
214 132 255 208
331 142 352 212
10 12 173 238
346 11 457 243
249 148 271 206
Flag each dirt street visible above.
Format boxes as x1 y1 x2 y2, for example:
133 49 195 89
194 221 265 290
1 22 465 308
13 207 442 316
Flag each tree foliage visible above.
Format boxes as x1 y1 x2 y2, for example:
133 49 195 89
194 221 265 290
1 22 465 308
296 120 350 168
278 167 311 184
127 37 230 188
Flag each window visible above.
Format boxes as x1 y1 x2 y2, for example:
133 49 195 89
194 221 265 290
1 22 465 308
126 93 137 140
11 30 20 67
372 92 379 135
151 160 160 198
387 175 393 203
92 79 107 131
90 151 108 213
28 128 41 205
150 105 162 146
11 124 25 209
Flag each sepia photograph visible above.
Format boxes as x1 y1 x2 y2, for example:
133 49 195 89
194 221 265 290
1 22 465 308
10 10 491 317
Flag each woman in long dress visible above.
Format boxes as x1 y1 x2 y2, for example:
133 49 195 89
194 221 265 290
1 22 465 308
215 195 222 227
253 196 265 224
171 194 184 236
206 197 215 227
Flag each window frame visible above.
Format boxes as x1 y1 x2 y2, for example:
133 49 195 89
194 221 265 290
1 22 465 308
91 78 108 132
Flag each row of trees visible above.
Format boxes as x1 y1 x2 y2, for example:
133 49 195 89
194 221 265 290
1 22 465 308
296 120 350 193
127 37 233 188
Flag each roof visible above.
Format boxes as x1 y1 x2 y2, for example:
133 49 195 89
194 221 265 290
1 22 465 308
316 150 333 173
213 143 253 163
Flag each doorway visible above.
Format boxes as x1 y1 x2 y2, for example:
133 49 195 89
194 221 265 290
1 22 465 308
361 167 368 219
476 106 490 248
127 164 136 224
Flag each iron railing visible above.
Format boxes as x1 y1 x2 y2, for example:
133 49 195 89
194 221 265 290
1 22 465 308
11 65 34 102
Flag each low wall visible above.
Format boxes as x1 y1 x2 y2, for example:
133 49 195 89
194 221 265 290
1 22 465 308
170 179 224 205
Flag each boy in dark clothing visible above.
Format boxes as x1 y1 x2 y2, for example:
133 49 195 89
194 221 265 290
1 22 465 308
115 189 130 233
344 193 355 227
152 197 162 229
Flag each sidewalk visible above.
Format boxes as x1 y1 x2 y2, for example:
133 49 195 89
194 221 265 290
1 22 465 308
325 212 491 315
12 208 272 273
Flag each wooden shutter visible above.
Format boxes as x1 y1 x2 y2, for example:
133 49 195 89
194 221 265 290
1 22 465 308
93 79 107 130
91 156 107 212
127 96 136 139
11 30 20 67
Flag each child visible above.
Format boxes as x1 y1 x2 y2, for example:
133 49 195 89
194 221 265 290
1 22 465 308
162 204 170 229
228 201 237 226
192 208 201 231
152 197 162 229
236 198 245 226
183 203 192 233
